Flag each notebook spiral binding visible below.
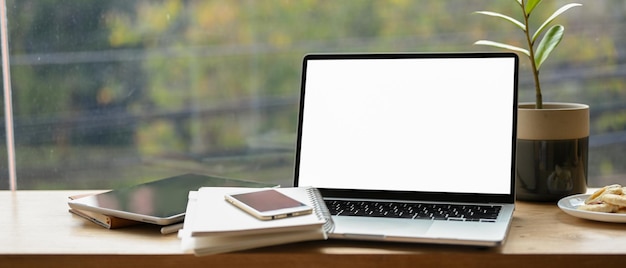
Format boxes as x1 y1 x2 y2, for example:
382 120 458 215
306 187 335 233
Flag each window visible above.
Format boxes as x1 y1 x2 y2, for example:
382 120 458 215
2 0 625 190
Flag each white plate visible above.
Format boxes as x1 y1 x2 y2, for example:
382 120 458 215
558 194 626 223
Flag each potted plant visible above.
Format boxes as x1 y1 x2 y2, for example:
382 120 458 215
475 0 587 201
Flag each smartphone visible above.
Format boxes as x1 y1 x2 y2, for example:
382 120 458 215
224 189 313 220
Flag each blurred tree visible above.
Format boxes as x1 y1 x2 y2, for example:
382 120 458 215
2 0 625 188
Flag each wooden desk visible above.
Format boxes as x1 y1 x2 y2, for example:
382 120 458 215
1 190 624 268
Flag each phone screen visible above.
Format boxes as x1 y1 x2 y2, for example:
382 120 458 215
229 190 307 212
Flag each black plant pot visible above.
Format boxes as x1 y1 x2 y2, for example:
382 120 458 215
515 103 589 202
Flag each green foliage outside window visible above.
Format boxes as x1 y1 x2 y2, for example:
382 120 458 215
1 0 625 189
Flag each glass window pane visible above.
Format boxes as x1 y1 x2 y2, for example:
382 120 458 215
4 0 626 189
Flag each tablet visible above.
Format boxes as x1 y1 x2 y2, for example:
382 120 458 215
68 173 273 225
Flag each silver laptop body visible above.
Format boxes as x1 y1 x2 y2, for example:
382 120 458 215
294 53 518 247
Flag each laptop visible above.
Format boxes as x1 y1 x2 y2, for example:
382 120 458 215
293 52 518 247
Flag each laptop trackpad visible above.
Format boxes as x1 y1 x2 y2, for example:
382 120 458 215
331 216 433 238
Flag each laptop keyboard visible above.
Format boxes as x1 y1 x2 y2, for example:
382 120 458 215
325 200 501 222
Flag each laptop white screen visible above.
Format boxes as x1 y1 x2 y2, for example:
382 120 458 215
297 55 517 195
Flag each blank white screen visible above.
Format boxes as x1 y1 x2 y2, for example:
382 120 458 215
297 56 515 195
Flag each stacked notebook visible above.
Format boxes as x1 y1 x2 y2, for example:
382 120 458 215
178 187 333 255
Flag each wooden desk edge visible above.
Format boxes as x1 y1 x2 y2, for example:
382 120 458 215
1 253 624 268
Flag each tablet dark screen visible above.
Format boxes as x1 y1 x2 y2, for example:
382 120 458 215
71 173 272 221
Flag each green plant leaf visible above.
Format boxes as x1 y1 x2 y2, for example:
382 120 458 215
534 25 564 70
474 11 525 31
531 3 582 43
474 40 530 56
525 0 543 15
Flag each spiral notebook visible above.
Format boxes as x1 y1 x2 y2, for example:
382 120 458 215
179 187 333 255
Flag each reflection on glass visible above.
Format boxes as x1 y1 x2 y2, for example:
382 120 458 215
2 0 626 189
